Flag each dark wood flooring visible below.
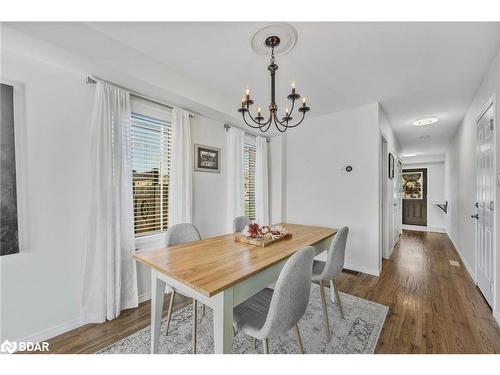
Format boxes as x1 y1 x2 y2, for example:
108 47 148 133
43 230 500 353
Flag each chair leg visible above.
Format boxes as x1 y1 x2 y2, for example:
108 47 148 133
332 278 345 319
263 338 269 354
294 324 304 354
202 303 206 316
192 299 197 354
329 279 336 303
319 280 331 341
165 291 176 336
253 337 257 350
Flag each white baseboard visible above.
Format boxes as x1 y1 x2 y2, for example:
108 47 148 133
17 317 83 344
401 224 446 233
138 292 151 303
15 293 152 344
494 309 500 328
344 263 380 277
448 234 476 281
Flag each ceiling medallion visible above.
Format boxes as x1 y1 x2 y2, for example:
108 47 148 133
238 32 310 133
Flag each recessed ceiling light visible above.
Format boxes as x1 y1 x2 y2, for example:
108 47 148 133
413 117 439 126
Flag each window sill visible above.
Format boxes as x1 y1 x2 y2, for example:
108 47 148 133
135 232 167 251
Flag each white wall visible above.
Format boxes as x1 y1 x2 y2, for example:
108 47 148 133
403 161 446 230
269 135 286 224
0 49 93 342
283 103 385 276
0 28 231 342
445 50 500 324
379 105 402 258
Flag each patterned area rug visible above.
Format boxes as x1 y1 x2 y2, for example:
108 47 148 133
98 285 388 354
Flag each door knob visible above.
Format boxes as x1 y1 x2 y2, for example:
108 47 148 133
471 214 479 219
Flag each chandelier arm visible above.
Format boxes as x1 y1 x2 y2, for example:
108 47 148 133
261 113 273 132
273 113 289 133
282 110 306 128
259 120 272 133
246 109 268 127
242 111 268 129
288 98 296 117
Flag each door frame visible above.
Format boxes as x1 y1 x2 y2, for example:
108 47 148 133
379 132 389 274
474 94 497 311
392 155 403 248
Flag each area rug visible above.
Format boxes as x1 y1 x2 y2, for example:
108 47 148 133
98 285 388 354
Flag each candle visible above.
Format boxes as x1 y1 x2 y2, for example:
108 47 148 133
285 107 289 116
302 97 307 106
257 106 261 116
245 88 250 100
291 81 296 94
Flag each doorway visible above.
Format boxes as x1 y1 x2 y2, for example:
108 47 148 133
402 168 427 226
379 134 388 270
474 97 496 307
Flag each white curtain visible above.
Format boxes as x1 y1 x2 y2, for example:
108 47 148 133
255 136 270 225
83 82 138 324
226 127 245 232
168 108 193 225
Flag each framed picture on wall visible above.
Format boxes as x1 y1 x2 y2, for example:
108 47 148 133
1 82 26 256
388 152 395 179
194 144 220 173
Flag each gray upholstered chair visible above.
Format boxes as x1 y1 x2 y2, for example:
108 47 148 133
233 246 315 354
164 223 202 354
311 226 349 341
233 216 251 233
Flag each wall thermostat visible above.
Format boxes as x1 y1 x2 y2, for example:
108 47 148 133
345 165 353 172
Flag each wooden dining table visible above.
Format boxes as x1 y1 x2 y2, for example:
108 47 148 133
133 223 337 354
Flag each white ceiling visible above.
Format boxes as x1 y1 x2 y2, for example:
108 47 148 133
87 22 500 154
10 22 500 154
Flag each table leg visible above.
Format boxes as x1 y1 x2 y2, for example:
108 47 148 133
151 270 166 354
212 288 234 354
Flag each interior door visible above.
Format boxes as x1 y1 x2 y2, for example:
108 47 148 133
474 101 495 307
402 168 427 226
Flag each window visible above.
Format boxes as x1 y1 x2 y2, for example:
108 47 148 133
244 143 256 220
131 113 172 237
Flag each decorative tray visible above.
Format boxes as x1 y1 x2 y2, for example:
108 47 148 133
234 233 292 247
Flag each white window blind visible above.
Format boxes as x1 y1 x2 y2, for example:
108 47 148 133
131 113 172 237
244 143 256 220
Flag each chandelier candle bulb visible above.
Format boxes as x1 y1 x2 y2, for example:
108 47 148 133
291 81 296 94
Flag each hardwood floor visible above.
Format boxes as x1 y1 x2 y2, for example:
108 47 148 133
44 230 500 354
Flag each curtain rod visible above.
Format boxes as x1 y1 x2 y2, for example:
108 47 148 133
224 123 271 142
86 76 195 118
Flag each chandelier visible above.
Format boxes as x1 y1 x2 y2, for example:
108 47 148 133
238 35 310 133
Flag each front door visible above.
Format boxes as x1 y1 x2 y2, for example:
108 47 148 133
402 168 427 226
474 100 495 307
